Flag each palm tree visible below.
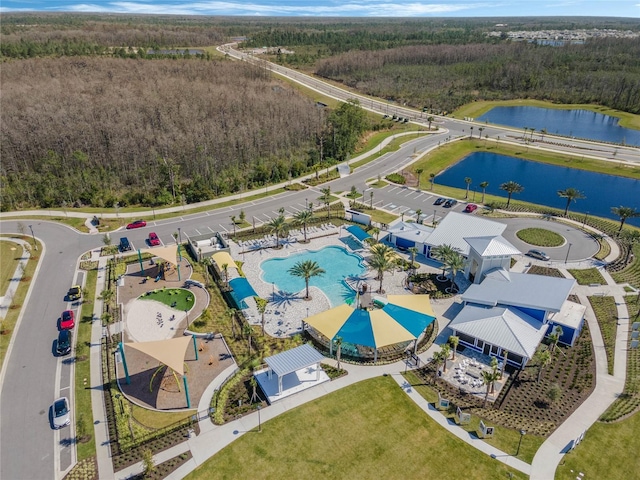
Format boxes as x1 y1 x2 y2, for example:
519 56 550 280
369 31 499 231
415 168 424 188
221 263 229 286
430 244 459 280
449 335 459 360
293 209 313 243
499 181 524 208
470 126 474 138
368 244 398 293
267 214 288 248
427 116 434 130
415 209 423 224
432 350 445 383
429 173 436 191
225 308 237 338
557 188 586 216
611 206 640 232
479 181 489 203
444 251 466 293
254 297 269 336
408 246 418 271
478 126 484 139
440 344 451 372
540 128 547 141
464 177 472 199
334 336 343 371
481 369 500 408
201 257 212 286
534 349 552 383
288 260 325 300
548 325 563 352
319 187 332 219
243 323 253 355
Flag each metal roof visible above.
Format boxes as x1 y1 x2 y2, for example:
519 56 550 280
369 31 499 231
264 344 325 378
464 235 521 257
386 222 434 243
424 212 506 255
449 304 547 358
463 269 575 313
346 225 372 242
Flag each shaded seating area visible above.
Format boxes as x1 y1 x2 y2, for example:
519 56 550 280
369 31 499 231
254 344 330 403
304 295 436 363
228 277 258 310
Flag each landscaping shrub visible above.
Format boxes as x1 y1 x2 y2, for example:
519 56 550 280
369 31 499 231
385 172 406 185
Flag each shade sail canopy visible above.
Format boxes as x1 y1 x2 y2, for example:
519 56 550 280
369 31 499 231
142 245 179 266
346 225 372 242
383 294 436 337
229 277 258 301
305 295 436 349
211 251 237 272
125 336 192 376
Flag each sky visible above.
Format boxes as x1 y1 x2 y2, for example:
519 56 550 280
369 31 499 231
1 1 639 18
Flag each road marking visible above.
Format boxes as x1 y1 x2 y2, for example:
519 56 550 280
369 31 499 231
193 229 201 235
219 224 228 232
387 187 399 193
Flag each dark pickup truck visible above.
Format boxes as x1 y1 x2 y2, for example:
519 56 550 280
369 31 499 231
119 237 132 252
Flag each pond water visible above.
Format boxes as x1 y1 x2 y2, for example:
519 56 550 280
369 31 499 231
477 106 640 146
435 152 640 227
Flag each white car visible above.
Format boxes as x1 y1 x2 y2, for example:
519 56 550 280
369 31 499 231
52 397 70 429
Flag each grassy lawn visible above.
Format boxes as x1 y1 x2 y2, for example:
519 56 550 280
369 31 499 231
132 404 193 429
516 228 565 247
555 410 640 480
451 99 640 131
139 288 195 311
187 376 523 480
588 296 618 375
0 240 20 296
0 236 42 370
403 372 544 464
567 268 607 286
611 243 640 290
75 268 97 461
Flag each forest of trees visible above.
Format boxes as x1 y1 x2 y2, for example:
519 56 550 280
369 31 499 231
312 39 640 114
0 57 369 210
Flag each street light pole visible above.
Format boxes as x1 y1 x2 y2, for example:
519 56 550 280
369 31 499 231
582 211 589 228
516 429 526 456
257 405 262 432
565 243 573 264
177 227 182 261
28 224 38 250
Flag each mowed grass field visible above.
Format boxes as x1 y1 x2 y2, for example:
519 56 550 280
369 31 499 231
556 412 640 480
187 376 523 480
0 240 21 295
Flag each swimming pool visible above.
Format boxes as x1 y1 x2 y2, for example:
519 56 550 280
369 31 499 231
260 246 367 307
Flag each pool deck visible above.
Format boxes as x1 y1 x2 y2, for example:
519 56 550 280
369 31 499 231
228 225 438 338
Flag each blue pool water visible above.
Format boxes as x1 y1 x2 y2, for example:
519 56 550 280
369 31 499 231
477 106 640 146
261 246 366 307
436 152 640 227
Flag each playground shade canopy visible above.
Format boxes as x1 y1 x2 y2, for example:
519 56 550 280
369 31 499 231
125 336 192 376
211 251 237 272
305 295 436 349
346 225 372 242
229 277 258 301
142 245 179 265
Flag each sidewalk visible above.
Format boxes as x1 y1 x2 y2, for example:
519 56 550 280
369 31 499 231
90 255 116 480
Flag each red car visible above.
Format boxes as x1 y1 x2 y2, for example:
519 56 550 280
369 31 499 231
126 220 147 229
464 203 478 213
60 310 75 330
148 232 161 246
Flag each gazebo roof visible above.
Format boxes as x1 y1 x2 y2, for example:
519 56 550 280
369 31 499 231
264 344 325 378
211 251 237 272
125 336 192 376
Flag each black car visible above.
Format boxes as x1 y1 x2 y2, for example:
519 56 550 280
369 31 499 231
434 197 446 205
119 237 132 252
444 199 458 208
57 330 71 356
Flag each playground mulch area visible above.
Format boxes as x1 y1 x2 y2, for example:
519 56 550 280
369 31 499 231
118 335 234 410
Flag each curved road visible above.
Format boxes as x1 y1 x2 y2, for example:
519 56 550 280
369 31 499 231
0 46 634 480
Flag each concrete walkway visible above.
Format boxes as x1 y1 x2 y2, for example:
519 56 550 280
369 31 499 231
0 238 31 320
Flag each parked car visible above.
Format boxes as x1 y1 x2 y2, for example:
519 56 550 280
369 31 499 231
52 397 71 429
119 237 132 252
67 285 81 301
444 199 458 208
57 330 72 356
527 249 551 261
60 310 75 330
464 203 478 213
126 220 147 230
148 232 160 246
434 197 446 205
